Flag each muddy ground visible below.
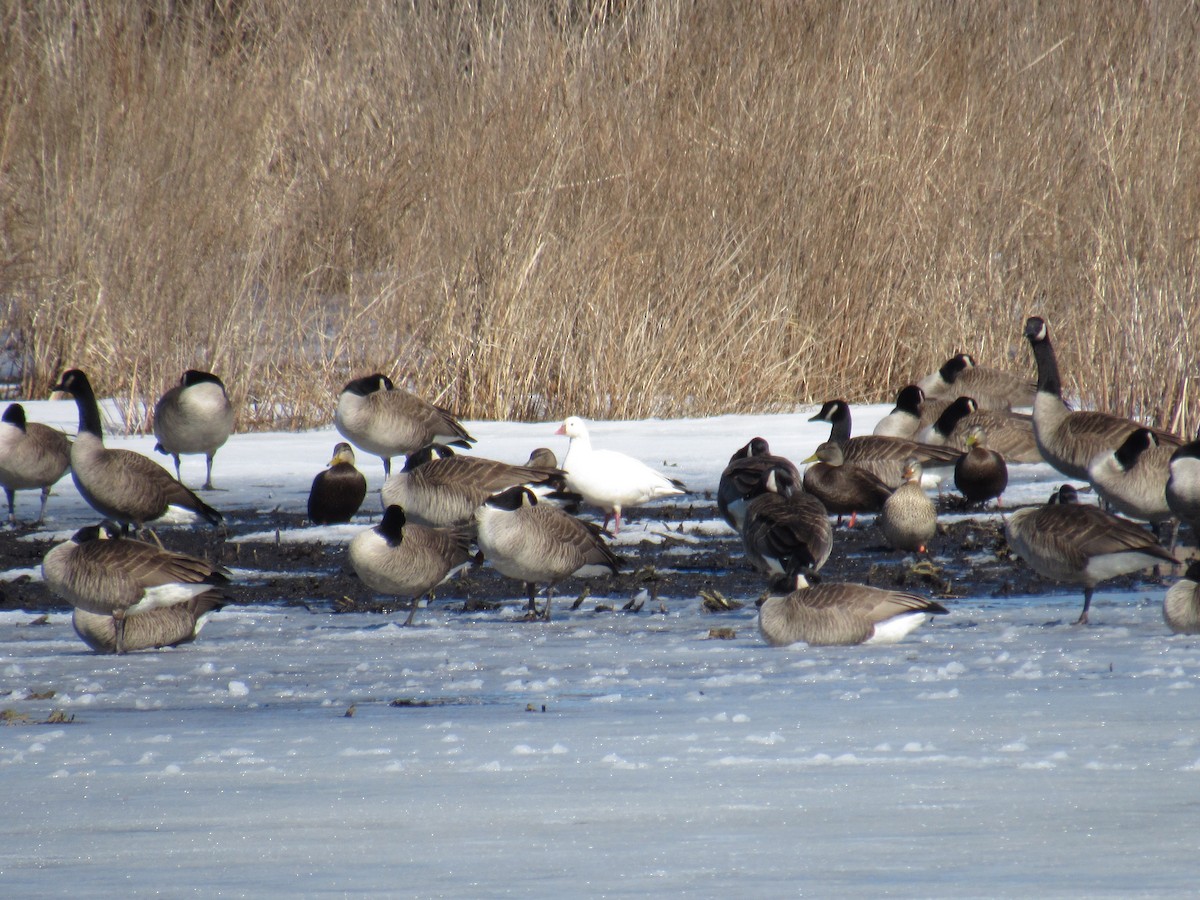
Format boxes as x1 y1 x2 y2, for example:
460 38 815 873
4 494 1190 622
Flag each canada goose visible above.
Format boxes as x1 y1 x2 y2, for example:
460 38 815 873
307 442 367 525
918 396 1041 463
51 369 222 532
556 416 685 534
1163 560 1200 635
42 523 229 654
1004 484 1178 624
0 403 71 524
1022 317 1181 481
381 443 565 528
801 441 892 525
475 486 621 620
334 374 475 477
917 353 1036 410
152 369 235 490
757 573 949 647
872 386 949 440
347 505 473 626
879 459 936 553
72 595 225 654
1087 428 1174 527
808 399 960 488
741 467 832 576
1166 429 1200 537
954 426 1008 505
717 437 801 532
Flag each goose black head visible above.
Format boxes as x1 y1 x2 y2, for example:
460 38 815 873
1184 560 1200 582
1023 317 1049 343
1113 428 1157 472
403 443 456 471
763 466 797 498
1050 484 1080 505
2 403 26 430
376 505 408 545
180 369 225 389
343 374 395 396
935 396 978 434
484 485 537 512
938 353 976 382
894 385 924 414
808 400 848 424
52 368 91 396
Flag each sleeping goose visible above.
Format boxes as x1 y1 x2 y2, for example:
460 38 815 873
918 396 1041 463
307 442 367 525
872 386 948 440
1166 428 1200 539
954 426 1008 506
334 374 475 477
1004 484 1178 625
42 523 229 654
740 466 832 576
52 369 222 532
1163 560 1200 635
381 443 565 528
757 573 949 647
1022 317 1181 481
555 416 685 534
717 437 801 532
1087 428 1174 528
808 399 960 488
879 459 936 553
475 485 621 620
72 594 225 654
0 403 71 524
348 505 473 626
801 441 892 526
917 353 1036 410
152 369 235 490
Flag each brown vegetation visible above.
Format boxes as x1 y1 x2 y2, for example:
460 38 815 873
2 1 1198 433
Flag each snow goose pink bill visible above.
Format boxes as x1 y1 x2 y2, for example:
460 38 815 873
555 416 685 534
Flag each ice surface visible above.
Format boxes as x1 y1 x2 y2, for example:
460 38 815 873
1 401 1197 897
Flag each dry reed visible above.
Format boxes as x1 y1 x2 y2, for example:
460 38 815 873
1 0 1197 436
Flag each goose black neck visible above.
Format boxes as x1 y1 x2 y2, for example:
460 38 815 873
933 398 973 436
67 375 105 438
2 403 25 429
377 506 407 545
826 404 852 446
1029 335 1063 398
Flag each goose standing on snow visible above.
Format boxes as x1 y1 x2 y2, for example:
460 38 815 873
808 399 960 488
879 458 936 553
348 505 473 626
475 486 621 620
152 369 235 490
0 403 71 524
717 437 801 532
954 426 1008 506
1022 317 1181 481
917 353 1036 410
757 573 948 647
334 374 475 477
42 523 229 654
740 466 832 576
308 442 368 525
1004 484 1178 625
801 441 892 526
1164 560 1200 635
52 369 222 532
1166 428 1200 540
918 396 1041 463
555 416 685 534
382 443 565 528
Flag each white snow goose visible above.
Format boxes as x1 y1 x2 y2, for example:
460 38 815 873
555 416 685 534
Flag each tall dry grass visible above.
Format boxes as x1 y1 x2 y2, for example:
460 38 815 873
1 0 1198 434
